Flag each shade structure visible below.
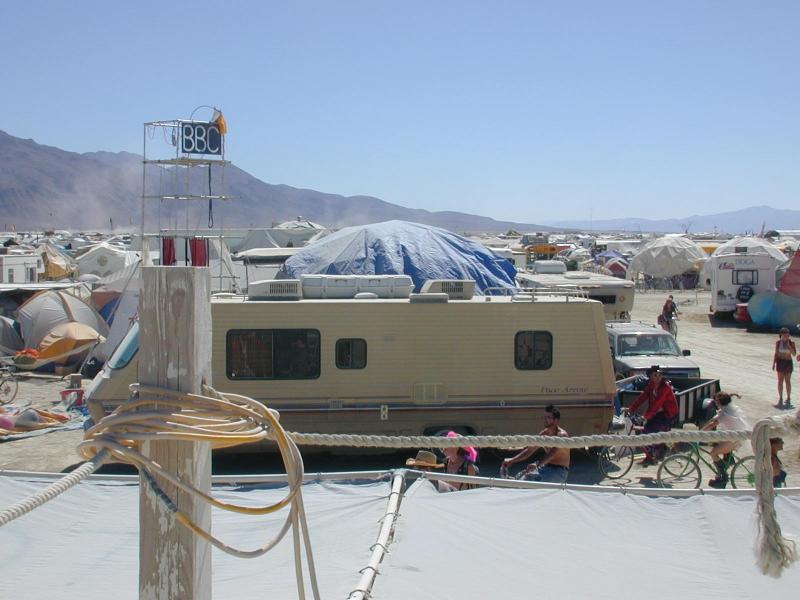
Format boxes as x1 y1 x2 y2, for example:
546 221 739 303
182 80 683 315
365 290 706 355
627 237 707 278
0 474 798 600
17 290 109 349
279 220 518 294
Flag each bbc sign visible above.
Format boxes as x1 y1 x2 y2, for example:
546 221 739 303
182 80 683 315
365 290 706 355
181 121 223 155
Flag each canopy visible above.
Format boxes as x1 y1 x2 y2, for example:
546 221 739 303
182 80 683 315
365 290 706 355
1 475 798 599
597 249 624 261
279 220 518 294
627 237 707 278
17 290 109 349
711 236 787 262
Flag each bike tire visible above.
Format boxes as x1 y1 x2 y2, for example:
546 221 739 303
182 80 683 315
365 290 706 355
0 376 18 404
730 456 756 489
598 445 635 480
657 454 701 489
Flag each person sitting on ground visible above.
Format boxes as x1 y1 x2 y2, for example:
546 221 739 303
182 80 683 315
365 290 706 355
701 392 750 488
771 438 787 488
501 405 570 484
438 431 479 491
624 365 678 466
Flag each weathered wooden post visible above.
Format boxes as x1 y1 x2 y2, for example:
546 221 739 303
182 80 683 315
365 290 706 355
139 266 212 599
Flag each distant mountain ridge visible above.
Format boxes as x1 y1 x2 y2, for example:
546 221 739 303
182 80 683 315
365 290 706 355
0 130 553 233
545 206 800 234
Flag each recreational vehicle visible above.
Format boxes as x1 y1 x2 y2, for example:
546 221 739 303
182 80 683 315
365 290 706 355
703 253 780 315
517 262 634 321
86 276 616 443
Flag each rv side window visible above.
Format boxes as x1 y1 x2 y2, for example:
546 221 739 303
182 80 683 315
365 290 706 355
336 338 367 369
514 331 553 370
227 329 320 380
732 270 757 285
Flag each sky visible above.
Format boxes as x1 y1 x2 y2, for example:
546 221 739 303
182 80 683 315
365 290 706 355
2 1 798 224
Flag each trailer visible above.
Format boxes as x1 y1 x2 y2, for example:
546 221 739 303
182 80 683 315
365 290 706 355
616 376 721 427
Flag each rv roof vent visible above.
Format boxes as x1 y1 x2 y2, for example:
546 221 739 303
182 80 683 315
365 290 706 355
409 292 449 303
354 292 379 299
563 273 590 279
212 292 237 299
248 279 302 300
420 279 475 299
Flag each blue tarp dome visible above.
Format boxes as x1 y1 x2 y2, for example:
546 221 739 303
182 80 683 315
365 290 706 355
278 220 518 294
748 291 800 329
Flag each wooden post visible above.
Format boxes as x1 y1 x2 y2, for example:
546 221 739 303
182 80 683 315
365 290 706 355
139 266 212 600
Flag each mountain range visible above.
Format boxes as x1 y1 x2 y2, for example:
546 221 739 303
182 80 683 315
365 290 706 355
1 129 796 235
0 130 551 233
545 206 800 234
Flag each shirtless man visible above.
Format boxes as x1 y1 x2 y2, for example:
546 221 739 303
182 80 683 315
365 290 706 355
502 404 570 484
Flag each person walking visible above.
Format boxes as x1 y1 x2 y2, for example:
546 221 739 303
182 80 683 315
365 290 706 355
772 327 796 409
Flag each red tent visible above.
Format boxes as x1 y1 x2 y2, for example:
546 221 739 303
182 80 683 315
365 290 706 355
778 250 800 298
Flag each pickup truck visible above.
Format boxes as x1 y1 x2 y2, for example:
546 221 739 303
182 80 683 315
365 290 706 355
606 321 700 380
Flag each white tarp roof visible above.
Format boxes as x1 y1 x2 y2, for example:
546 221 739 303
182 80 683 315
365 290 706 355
627 236 707 278
1 475 798 599
0 476 388 599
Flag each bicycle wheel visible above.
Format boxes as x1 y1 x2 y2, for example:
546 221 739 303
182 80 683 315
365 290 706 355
0 376 18 404
730 456 756 489
598 445 634 479
657 454 701 489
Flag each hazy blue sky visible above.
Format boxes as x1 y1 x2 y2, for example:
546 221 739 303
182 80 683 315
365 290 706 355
3 1 798 223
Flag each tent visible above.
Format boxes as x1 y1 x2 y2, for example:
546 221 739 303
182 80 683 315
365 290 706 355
0 315 23 355
627 237 707 278
710 236 787 262
278 220 518 294
748 250 800 328
37 242 77 280
17 290 109 349
605 257 629 277
75 242 130 278
37 321 105 365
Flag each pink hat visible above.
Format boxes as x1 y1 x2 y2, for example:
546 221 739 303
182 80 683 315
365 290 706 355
446 431 478 463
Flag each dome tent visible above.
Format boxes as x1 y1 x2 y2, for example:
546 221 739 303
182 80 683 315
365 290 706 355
709 236 786 262
278 220 518 294
627 237 707 279
17 290 109 350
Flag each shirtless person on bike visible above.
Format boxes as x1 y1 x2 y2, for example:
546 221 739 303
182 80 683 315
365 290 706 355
502 404 570 484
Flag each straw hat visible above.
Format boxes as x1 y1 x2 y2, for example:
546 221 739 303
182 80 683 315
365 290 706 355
405 450 444 469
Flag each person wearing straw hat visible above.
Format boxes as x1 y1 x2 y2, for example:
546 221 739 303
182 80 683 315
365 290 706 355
405 450 444 471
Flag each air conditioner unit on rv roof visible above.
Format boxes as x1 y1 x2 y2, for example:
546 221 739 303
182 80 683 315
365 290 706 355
247 279 302 300
420 279 475 299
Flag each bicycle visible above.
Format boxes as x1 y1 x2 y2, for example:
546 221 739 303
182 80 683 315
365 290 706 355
656 441 754 489
0 365 19 405
597 413 644 480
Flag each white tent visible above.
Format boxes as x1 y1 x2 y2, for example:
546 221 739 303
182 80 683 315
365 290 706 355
710 236 787 261
0 474 798 599
75 243 131 278
627 236 707 278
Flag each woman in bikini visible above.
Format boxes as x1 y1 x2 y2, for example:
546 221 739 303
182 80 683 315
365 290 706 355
772 327 796 409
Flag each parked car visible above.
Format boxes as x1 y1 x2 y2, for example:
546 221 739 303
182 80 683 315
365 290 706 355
606 321 700 380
